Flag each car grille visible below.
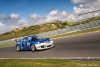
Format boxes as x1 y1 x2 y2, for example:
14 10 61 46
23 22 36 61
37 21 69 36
41 45 45 48
47 45 52 47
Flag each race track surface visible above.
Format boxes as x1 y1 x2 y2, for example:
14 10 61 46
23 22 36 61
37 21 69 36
0 31 100 58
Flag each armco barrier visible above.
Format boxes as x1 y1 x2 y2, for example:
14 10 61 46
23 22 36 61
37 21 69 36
0 20 100 45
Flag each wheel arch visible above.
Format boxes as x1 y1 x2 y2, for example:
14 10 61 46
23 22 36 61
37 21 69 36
16 44 20 47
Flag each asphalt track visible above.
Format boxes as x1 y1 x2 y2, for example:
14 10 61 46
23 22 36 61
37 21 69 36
0 31 100 58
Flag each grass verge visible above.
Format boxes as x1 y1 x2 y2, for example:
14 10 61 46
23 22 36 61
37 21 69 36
0 59 100 67
50 27 100 38
0 42 15 48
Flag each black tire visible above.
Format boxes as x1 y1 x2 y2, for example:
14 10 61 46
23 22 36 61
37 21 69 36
31 45 36 52
16 45 21 52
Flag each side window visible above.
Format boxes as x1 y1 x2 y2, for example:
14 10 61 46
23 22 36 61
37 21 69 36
32 37 36 40
23 39 28 42
36 36 43 40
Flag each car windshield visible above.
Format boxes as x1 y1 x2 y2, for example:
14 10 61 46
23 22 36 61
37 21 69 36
36 36 43 40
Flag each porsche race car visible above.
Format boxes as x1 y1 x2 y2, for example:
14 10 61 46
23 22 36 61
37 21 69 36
16 35 54 52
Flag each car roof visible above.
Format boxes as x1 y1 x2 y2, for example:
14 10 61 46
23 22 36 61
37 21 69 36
24 35 38 38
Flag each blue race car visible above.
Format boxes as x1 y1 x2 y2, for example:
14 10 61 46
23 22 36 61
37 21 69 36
16 35 54 52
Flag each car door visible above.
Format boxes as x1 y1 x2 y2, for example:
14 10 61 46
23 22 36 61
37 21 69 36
23 38 30 50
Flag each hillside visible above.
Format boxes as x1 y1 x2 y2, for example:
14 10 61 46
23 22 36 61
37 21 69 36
0 16 100 41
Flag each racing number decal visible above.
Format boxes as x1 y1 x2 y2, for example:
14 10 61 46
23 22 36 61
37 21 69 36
27 42 30 47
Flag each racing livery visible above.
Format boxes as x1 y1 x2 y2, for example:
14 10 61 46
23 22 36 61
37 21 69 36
16 35 54 52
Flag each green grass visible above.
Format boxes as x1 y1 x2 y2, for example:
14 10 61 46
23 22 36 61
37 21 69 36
50 27 100 38
0 42 16 48
0 59 100 67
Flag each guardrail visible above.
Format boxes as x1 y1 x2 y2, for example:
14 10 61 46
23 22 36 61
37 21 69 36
38 20 100 37
0 20 100 45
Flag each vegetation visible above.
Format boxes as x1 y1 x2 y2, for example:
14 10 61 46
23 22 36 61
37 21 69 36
0 42 16 48
0 21 77 41
79 16 100 24
0 59 100 67
0 16 100 41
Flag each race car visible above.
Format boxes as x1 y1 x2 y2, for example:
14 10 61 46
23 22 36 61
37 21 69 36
16 35 54 52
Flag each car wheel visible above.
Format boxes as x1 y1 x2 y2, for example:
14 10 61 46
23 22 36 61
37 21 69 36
31 45 36 52
16 45 21 52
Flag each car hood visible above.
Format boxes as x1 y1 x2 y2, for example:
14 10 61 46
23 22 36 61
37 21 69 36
36 38 50 43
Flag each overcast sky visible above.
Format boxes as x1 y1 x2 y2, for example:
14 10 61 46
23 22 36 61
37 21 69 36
0 0 100 34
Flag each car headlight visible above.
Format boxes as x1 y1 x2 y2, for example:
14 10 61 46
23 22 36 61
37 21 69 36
50 40 53 43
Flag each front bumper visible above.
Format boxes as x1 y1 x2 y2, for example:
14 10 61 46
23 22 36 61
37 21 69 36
35 41 54 50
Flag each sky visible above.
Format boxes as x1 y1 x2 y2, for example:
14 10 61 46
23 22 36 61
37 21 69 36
0 0 100 34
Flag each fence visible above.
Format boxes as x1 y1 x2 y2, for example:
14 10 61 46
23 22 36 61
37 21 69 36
0 20 100 45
